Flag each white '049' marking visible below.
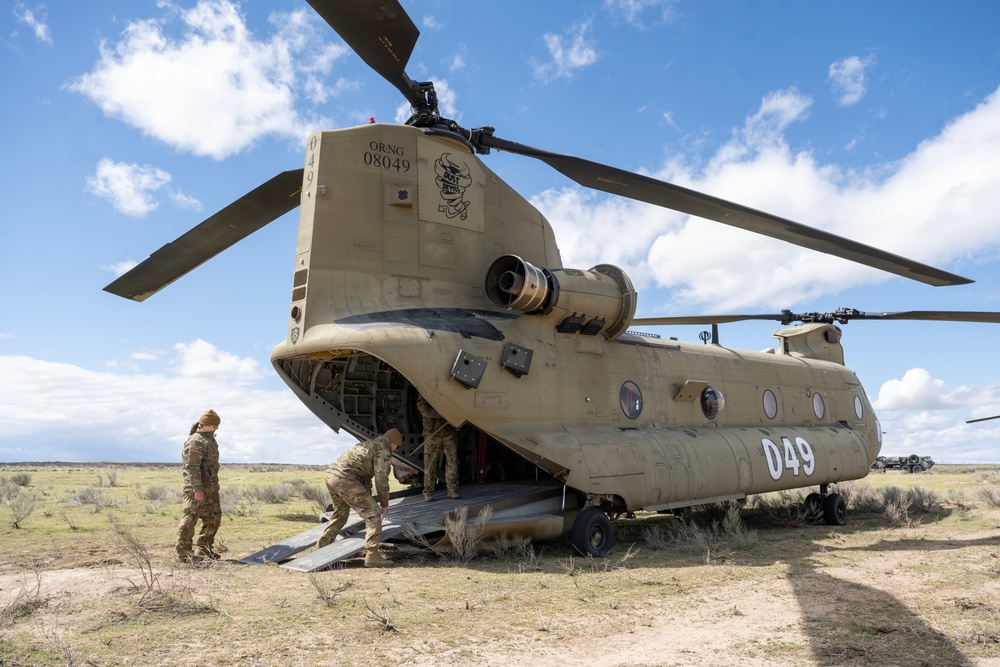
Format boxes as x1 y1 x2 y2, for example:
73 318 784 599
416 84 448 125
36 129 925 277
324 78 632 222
762 437 816 480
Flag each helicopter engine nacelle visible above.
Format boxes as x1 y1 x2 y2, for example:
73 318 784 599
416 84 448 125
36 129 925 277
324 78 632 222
485 255 637 339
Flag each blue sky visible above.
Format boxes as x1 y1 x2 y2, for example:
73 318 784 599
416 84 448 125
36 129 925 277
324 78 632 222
2 0 999 464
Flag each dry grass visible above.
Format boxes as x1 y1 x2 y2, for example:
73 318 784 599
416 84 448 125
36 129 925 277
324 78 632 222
0 463 997 667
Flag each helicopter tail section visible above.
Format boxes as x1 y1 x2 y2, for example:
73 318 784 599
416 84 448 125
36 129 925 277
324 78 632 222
283 123 561 351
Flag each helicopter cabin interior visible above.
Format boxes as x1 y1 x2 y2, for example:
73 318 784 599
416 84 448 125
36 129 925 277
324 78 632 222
274 354 544 488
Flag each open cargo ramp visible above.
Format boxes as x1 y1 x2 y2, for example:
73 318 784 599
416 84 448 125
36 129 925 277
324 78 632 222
239 480 572 572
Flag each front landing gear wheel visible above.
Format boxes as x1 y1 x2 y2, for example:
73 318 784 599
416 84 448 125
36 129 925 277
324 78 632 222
823 493 847 526
571 508 614 557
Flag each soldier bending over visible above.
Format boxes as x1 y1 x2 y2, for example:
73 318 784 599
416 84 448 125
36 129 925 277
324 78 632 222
317 428 403 568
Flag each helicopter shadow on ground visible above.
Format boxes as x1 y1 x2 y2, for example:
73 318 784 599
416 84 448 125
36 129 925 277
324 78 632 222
755 519 994 667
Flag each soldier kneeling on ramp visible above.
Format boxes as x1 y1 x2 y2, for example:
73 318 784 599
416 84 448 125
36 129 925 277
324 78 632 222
317 428 403 568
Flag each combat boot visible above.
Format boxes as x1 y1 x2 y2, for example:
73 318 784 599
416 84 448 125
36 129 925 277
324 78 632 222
364 551 394 568
196 545 222 560
447 489 460 499
423 492 435 502
176 548 203 565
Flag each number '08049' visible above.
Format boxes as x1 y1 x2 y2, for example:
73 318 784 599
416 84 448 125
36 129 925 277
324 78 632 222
762 437 816 480
363 152 410 172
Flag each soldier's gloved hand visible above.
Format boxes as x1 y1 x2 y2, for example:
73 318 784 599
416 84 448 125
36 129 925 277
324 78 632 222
195 489 205 502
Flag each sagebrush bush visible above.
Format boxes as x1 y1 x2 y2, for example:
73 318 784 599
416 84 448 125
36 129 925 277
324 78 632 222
977 485 1000 507
69 487 114 512
246 483 296 504
840 482 884 513
136 485 173 502
220 487 260 519
10 472 31 487
907 485 941 513
445 506 493 563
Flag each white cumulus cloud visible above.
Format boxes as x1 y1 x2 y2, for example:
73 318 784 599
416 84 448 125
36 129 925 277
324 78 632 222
603 0 678 29
170 339 264 386
86 158 171 217
829 54 875 107
68 0 348 159
0 347 354 464
13 2 51 44
873 368 1000 463
533 22 598 84
535 85 1000 311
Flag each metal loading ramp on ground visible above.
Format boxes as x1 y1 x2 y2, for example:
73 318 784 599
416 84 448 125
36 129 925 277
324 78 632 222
238 480 571 573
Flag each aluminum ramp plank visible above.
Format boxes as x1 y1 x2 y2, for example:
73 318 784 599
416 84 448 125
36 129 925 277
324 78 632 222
238 495 411 565
245 481 563 570
237 522 329 565
280 525 408 572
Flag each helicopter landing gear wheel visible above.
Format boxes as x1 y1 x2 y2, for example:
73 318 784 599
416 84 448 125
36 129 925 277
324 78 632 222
802 493 823 523
823 493 847 526
571 508 614 557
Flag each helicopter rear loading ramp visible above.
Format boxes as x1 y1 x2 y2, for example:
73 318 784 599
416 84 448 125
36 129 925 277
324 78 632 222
239 480 571 572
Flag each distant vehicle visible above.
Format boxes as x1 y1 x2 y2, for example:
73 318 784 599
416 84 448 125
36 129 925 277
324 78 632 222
872 455 935 473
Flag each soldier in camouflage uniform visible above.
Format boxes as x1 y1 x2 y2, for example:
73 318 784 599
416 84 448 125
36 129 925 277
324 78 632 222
176 409 223 563
317 428 403 568
417 395 460 501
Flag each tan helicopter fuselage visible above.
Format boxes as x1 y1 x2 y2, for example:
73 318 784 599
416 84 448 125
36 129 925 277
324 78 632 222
270 123 880 513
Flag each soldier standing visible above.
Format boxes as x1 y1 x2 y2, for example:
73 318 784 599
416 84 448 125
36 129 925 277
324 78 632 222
176 409 223 563
317 428 403 568
416 395 460 501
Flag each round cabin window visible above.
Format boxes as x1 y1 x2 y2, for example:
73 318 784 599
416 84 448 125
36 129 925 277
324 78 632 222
701 386 725 419
620 381 643 419
812 392 826 419
854 395 864 420
762 389 778 419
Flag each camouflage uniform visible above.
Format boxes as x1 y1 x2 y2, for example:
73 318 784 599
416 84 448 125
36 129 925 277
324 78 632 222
417 395 460 499
317 435 392 555
176 429 222 559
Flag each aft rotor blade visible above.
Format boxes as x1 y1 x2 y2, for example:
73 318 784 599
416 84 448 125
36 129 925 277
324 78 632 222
481 135 972 287
104 169 303 302
854 310 1000 323
306 0 423 107
632 310 1000 327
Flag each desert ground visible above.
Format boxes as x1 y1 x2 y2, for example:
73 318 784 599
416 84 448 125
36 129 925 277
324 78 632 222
1 463 998 667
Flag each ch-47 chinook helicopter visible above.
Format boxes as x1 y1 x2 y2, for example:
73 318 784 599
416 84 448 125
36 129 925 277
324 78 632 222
105 0 1000 558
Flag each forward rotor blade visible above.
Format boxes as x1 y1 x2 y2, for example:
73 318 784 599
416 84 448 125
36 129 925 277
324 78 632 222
632 314 786 326
306 0 423 107
967 414 1000 424
481 135 972 287
104 169 303 302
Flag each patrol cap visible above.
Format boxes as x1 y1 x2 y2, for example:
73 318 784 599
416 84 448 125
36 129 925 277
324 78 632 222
199 409 221 426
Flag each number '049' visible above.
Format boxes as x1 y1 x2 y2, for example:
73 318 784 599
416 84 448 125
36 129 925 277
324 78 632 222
762 437 816 480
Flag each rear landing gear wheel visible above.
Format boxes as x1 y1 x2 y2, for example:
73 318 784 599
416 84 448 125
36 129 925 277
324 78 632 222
571 508 614 557
823 493 847 526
